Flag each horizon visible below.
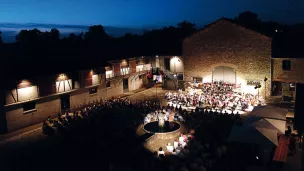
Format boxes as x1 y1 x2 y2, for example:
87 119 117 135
1 0 304 27
1 15 303 43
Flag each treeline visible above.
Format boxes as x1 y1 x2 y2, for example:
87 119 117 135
0 20 197 79
0 11 303 79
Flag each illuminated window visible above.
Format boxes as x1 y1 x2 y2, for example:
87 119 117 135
106 70 113 78
136 65 144 72
121 67 130 75
23 102 36 113
282 60 291 71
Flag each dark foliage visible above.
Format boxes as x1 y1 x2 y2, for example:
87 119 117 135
0 11 303 80
0 30 3 45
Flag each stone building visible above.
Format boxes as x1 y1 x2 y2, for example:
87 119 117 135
1 57 151 133
183 18 272 98
271 58 304 100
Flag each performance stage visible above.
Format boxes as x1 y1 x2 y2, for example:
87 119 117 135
165 82 266 115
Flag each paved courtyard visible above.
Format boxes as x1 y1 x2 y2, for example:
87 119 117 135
0 87 173 149
0 87 302 171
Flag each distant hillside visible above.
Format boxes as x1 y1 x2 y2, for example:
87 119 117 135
0 23 145 43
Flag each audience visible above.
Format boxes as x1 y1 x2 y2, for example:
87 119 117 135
158 147 165 157
165 81 265 115
40 96 245 171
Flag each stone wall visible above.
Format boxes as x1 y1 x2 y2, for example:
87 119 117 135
5 95 61 132
106 80 123 98
183 19 272 97
272 58 304 83
70 85 107 111
128 76 143 91
4 74 108 133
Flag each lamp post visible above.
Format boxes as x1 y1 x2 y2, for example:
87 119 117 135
154 79 158 100
264 77 268 99
254 84 262 100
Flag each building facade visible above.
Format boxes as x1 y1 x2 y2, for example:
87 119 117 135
271 58 304 100
2 18 303 134
183 19 272 98
1 57 151 133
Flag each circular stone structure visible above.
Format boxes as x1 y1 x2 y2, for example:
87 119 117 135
143 121 181 140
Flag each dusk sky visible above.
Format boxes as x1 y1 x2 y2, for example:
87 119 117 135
0 0 303 27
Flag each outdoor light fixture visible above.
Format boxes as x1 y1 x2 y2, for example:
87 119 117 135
254 84 262 99
264 77 268 98
61 74 65 79
254 84 261 89
173 56 180 76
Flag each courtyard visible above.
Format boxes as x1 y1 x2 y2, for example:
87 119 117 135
0 86 300 171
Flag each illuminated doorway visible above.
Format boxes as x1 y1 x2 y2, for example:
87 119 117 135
212 66 236 84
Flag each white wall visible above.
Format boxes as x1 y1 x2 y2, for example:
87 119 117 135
170 56 184 73
106 70 113 78
17 86 39 102
5 96 61 132
92 74 100 85
129 77 143 91
5 86 39 105
106 81 123 98
56 79 72 93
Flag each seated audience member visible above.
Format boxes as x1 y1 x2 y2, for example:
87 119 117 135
42 121 53 135
153 151 158 158
65 114 72 123
166 143 174 153
216 147 222 159
181 140 187 148
158 147 165 157
179 134 185 144
47 116 54 124
183 133 188 140
58 116 64 124
173 140 179 149
77 111 83 119
198 165 207 171
183 146 190 154
286 126 292 136
177 150 185 158
176 144 182 154
53 120 64 132
171 149 177 155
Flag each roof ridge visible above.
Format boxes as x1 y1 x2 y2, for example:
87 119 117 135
184 17 270 42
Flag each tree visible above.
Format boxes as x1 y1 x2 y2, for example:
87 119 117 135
236 11 260 29
177 20 197 38
50 28 60 41
177 20 196 30
0 30 3 45
84 25 109 43
16 28 43 44
68 33 77 42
